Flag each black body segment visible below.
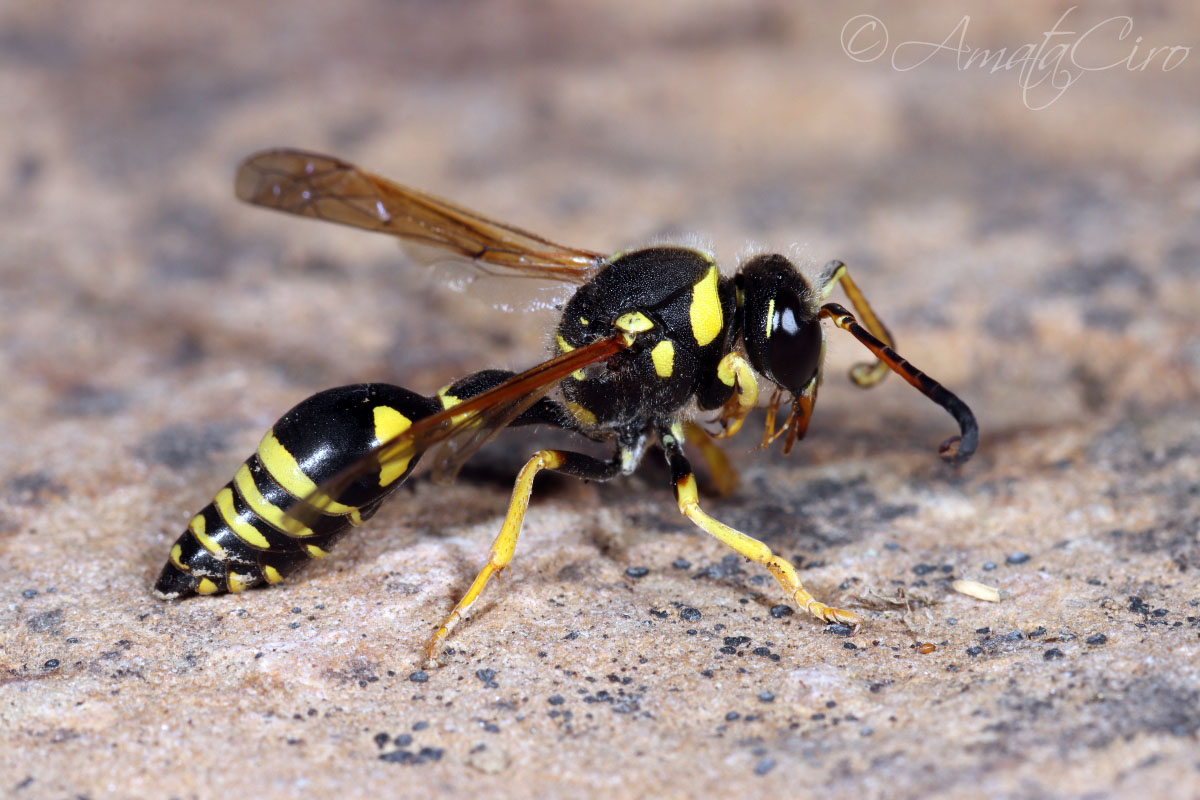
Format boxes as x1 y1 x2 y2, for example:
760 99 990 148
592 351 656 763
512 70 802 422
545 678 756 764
155 383 439 598
555 247 736 429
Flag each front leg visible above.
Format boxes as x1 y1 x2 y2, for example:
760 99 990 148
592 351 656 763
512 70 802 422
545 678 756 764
659 423 861 628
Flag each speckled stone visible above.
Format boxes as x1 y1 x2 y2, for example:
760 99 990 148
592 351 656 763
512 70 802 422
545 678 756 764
2 3 1199 800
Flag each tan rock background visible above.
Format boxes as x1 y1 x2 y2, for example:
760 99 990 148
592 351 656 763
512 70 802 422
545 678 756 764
1 3 1198 798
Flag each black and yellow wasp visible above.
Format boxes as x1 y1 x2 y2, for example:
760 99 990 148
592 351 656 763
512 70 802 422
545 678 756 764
155 149 978 667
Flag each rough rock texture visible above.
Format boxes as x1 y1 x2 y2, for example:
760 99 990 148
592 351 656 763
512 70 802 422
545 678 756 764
2 3 1198 799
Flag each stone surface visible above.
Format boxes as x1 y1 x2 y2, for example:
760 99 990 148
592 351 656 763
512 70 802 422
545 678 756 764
2 3 1198 799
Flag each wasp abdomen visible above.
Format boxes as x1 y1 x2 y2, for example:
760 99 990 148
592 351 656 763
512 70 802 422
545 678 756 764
154 384 440 599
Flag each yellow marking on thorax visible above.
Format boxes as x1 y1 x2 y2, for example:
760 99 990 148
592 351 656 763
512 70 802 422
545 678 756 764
234 463 313 538
188 513 226 559
196 577 220 595
373 405 414 486
765 297 775 338
555 335 586 380
614 311 654 334
579 317 589 326
257 431 361 520
566 401 597 427
214 487 271 549
304 544 329 559
169 544 189 571
262 565 283 584
689 266 723 347
651 340 675 378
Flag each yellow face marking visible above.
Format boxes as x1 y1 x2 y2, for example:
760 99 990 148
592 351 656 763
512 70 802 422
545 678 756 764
169 544 188 571
651 339 675 378
566 401 597 427
227 572 254 593
304 544 330 559
262 565 283 584
188 513 226 560
555 334 576 354
196 577 219 595
689 266 723 347
234 463 313 538
215 487 271 549
373 406 414 486
765 297 775 339
257 431 359 517
614 311 654 334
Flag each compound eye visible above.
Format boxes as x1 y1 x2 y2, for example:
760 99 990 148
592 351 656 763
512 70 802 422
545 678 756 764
764 289 822 394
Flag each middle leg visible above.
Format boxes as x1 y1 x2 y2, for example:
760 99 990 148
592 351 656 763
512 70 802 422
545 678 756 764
660 423 861 627
424 447 623 667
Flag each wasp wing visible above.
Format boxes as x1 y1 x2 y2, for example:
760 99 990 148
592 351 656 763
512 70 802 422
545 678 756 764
235 149 607 284
283 334 627 530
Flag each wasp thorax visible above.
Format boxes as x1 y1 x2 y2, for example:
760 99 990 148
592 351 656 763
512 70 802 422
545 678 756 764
738 254 823 396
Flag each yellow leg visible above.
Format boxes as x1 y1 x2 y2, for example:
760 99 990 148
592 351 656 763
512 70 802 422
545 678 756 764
683 422 739 497
670 458 860 628
424 449 566 668
820 260 894 387
712 352 759 439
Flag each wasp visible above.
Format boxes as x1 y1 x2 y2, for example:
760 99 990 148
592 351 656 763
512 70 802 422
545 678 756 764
155 149 978 668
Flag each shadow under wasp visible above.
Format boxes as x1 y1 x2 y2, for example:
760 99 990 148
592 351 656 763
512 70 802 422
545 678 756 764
154 149 978 668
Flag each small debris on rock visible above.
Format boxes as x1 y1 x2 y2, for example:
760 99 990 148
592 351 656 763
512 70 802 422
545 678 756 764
769 604 793 618
625 566 649 579
1086 634 1108 645
1006 552 1031 565
680 607 702 622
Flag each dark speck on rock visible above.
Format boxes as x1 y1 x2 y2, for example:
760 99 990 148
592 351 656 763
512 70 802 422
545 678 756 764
912 563 937 576
44 659 60 669
843 642 857 650
374 732 389 748
759 692 775 703
725 711 740 721
548 695 565 705
412 721 429 731
982 561 997 571
680 607 702 621
824 623 855 637
754 757 776 775
1128 596 1152 616
672 558 691 569
1006 552 1031 565
625 566 649 579
966 646 983 657
1044 648 1065 660
476 668 498 688
22 589 37 599
1086 634 1108 646
769 604 793 618
724 636 751 648
409 671 428 683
